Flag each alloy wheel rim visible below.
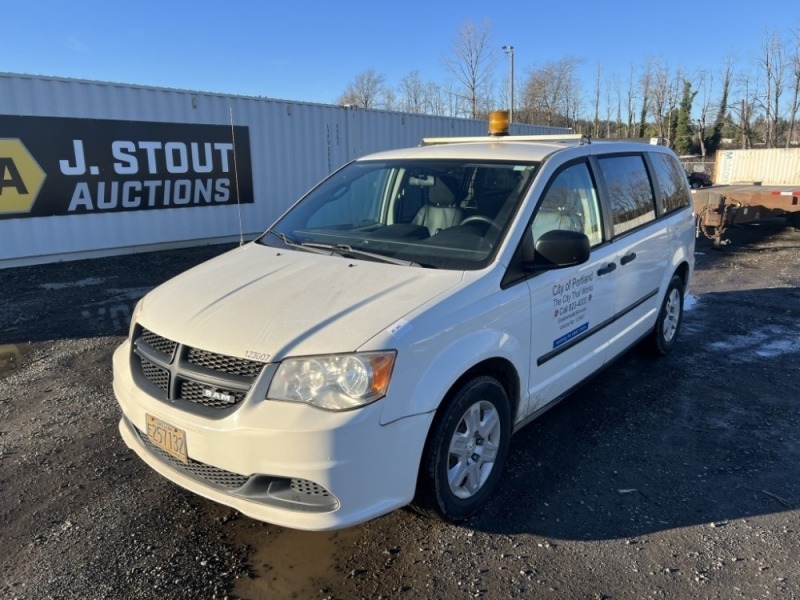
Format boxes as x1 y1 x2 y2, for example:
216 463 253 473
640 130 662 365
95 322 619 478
662 288 681 342
447 400 501 499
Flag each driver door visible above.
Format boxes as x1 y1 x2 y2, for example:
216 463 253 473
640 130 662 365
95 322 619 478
523 160 617 415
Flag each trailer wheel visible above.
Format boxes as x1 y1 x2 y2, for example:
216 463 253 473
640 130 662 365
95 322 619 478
790 212 800 231
646 275 684 356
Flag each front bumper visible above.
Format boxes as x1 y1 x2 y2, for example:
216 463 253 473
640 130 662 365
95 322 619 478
113 341 434 531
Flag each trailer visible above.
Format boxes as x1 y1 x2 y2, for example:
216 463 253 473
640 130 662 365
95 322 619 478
693 185 800 246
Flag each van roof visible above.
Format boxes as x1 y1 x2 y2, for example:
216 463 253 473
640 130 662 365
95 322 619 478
359 139 669 164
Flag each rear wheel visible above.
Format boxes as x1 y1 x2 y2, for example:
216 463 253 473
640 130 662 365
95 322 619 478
647 275 684 355
412 376 511 521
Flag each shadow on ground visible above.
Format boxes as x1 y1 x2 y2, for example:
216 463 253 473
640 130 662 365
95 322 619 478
469 286 800 539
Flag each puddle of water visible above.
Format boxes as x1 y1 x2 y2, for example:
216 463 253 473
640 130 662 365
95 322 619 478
0 343 33 379
234 525 360 599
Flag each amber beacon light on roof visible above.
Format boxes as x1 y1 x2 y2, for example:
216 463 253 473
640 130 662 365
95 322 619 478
488 110 511 136
420 110 584 146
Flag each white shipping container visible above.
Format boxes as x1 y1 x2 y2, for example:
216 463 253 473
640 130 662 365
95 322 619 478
715 148 800 186
0 73 567 267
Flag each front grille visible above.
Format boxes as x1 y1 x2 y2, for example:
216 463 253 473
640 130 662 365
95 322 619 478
140 328 178 357
140 432 249 490
141 361 169 393
180 380 246 409
187 347 264 377
131 325 267 414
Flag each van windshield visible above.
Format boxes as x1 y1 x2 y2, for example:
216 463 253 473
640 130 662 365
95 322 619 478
259 159 539 270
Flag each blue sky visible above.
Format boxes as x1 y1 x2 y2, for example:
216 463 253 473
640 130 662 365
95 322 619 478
2 1 798 108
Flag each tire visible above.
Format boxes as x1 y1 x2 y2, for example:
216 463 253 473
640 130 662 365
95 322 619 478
690 180 701 189
647 275 685 355
411 376 511 522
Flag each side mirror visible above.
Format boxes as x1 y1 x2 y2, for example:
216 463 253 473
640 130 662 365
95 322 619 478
525 229 590 271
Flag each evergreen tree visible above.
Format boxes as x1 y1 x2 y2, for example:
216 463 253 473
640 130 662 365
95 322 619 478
706 68 731 153
674 81 696 155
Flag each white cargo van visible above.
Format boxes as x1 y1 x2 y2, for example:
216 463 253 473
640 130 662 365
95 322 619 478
113 115 695 530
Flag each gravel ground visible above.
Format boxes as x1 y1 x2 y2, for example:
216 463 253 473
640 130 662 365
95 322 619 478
1 221 799 599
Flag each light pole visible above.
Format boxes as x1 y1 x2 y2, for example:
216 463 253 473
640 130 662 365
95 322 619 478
502 45 514 124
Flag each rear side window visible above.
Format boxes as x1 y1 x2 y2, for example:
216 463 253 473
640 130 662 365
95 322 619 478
598 155 656 236
649 152 691 214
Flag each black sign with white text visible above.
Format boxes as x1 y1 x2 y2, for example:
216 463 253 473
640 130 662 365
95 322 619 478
0 115 254 219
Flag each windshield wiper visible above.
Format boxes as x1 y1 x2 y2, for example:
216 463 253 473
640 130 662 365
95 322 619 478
263 230 332 256
302 242 422 267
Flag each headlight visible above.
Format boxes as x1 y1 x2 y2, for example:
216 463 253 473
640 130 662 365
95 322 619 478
267 351 396 411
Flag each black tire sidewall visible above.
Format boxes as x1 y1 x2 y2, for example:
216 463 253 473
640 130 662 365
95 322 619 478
426 377 511 521
654 276 684 354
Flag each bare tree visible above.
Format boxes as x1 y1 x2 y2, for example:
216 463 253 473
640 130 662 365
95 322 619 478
755 30 787 147
592 62 602 138
730 69 757 149
424 81 448 116
637 63 653 138
626 64 636 137
443 19 495 118
650 60 671 140
566 77 582 130
786 29 800 147
399 70 426 114
519 56 581 127
664 68 683 147
694 69 715 157
613 74 623 138
605 74 614 137
337 68 386 109
381 87 396 111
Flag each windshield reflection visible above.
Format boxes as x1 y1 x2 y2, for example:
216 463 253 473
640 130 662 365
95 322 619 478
260 159 538 270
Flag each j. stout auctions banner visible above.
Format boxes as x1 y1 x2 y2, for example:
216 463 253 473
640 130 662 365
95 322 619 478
0 115 254 219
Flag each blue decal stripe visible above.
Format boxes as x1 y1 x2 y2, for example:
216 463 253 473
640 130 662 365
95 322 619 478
537 288 659 366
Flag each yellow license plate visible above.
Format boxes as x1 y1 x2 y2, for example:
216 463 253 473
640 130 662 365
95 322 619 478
146 414 188 463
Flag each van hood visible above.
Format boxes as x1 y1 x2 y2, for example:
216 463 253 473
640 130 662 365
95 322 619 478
137 243 464 360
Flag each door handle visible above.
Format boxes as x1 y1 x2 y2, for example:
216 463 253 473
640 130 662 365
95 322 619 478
597 262 617 276
620 252 637 266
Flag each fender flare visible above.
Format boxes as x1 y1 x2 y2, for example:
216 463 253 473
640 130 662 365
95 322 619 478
378 328 525 426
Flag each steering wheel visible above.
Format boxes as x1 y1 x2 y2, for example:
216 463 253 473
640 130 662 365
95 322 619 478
460 215 501 232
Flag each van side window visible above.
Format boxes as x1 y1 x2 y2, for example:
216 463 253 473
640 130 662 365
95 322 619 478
650 153 691 213
598 155 656 235
531 162 603 247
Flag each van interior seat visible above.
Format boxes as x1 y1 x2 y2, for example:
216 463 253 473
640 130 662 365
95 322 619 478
413 177 464 236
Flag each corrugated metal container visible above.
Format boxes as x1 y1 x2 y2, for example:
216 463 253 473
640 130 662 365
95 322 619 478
715 148 800 186
0 73 569 267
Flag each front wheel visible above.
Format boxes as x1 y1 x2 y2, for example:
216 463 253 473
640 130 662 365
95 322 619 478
646 275 685 355
411 376 511 522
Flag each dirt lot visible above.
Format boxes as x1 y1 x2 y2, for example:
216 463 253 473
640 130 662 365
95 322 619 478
1 220 799 599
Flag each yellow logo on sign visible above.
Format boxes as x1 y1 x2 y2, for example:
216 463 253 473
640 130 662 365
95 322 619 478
0 139 46 214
